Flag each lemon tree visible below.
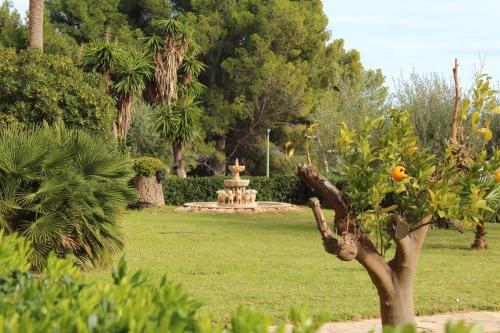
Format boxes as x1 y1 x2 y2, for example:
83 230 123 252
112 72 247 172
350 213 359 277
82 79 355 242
298 84 499 325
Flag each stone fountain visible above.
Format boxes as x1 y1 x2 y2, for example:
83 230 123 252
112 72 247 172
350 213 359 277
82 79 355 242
176 159 295 213
216 159 257 208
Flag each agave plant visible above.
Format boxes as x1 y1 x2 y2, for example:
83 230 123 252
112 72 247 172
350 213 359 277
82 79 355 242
113 50 153 140
0 124 136 270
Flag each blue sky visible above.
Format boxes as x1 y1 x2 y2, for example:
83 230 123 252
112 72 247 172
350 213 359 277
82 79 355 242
323 1 500 89
11 0 500 88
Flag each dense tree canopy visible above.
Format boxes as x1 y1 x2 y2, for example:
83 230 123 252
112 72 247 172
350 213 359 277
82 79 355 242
0 1 26 49
0 47 116 132
186 0 382 174
0 0 388 176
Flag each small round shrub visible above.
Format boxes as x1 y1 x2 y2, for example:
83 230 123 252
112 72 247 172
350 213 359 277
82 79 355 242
132 156 166 177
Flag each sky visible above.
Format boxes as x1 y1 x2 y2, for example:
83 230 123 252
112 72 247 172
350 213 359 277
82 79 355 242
323 0 500 89
10 0 500 89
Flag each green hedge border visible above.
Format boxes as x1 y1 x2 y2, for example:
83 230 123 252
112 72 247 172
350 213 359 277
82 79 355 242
162 175 345 205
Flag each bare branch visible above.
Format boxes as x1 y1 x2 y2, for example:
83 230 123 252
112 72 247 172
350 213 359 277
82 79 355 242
411 214 433 252
308 198 339 255
297 164 348 222
389 214 414 269
389 214 432 279
451 58 460 144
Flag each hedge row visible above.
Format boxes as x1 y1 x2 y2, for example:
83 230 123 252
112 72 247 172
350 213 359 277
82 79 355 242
162 175 345 205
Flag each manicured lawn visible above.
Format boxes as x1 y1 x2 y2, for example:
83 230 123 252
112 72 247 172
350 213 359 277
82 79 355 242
91 207 500 323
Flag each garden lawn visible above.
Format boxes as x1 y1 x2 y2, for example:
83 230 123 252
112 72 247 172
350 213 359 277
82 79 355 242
91 206 500 323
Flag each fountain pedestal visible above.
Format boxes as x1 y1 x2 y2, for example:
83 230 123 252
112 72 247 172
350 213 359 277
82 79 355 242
216 159 257 208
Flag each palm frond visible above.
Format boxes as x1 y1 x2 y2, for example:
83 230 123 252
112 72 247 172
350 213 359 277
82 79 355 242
153 95 202 144
0 125 136 271
113 50 153 96
181 56 207 80
81 39 119 77
143 35 164 54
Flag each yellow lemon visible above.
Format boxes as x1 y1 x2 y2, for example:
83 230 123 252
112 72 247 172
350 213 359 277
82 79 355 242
496 170 500 183
391 166 408 182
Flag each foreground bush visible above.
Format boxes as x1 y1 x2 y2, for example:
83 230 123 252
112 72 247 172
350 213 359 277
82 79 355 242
0 47 115 132
0 234 483 333
162 175 345 205
0 125 136 270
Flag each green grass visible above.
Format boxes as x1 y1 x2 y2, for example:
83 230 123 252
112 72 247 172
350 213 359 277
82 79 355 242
91 207 500 323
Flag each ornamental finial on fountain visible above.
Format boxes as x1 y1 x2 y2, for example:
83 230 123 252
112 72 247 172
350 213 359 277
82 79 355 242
229 158 245 180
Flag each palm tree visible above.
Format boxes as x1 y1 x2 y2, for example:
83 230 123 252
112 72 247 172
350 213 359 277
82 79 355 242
113 50 153 140
146 18 206 177
28 0 44 50
0 124 136 271
81 39 120 81
149 19 192 102
154 95 201 178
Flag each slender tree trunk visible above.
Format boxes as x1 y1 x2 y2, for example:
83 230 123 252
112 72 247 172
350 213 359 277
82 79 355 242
117 93 134 140
28 0 44 51
213 135 226 175
298 164 431 326
471 222 487 249
172 141 187 178
450 58 460 144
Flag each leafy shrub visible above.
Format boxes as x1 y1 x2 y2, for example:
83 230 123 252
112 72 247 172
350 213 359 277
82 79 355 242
0 233 483 333
0 124 136 270
132 156 166 177
392 72 455 156
0 47 116 132
162 174 345 205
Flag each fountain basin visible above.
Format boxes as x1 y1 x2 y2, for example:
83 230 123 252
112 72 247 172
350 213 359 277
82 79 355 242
223 179 250 187
175 201 296 213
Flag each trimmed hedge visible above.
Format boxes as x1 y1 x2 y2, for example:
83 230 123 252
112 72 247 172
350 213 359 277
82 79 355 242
163 175 345 205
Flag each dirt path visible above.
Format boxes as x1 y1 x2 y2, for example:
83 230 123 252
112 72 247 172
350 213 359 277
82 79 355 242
314 312 500 333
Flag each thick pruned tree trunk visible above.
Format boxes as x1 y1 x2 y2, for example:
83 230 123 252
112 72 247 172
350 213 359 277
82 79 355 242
471 222 487 249
133 175 165 206
28 0 44 51
172 141 187 178
298 164 431 326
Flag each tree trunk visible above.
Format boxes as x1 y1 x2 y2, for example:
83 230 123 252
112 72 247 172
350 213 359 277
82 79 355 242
117 93 134 140
133 175 165 206
298 164 431 327
471 222 487 249
172 142 187 178
213 135 226 175
28 0 44 51
376 268 416 325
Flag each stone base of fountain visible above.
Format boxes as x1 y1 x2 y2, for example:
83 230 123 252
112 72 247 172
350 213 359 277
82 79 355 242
175 201 296 213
